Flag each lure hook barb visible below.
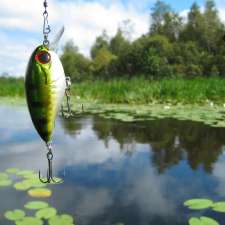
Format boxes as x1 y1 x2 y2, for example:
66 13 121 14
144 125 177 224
39 143 61 183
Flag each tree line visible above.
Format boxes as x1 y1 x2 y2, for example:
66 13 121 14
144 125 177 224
60 0 225 81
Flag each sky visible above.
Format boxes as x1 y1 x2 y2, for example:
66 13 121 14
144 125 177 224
0 0 225 76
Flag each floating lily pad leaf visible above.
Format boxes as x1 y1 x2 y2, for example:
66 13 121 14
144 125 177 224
4 209 25 221
51 177 63 184
212 202 225 213
49 214 74 225
200 217 220 225
6 168 20 174
23 179 47 188
14 181 32 191
15 216 43 225
17 170 35 177
0 172 8 179
0 179 12 187
28 188 52 198
184 199 213 210
35 207 57 219
189 217 219 225
23 173 39 179
24 201 49 210
189 218 202 225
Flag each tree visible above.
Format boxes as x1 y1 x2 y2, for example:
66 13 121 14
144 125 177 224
109 29 130 57
150 1 183 41
180 3 205 44
91 30 110 59
119 19 134 40
91 47 116 77
125 35 173 77
150 0 171 34
203 0 224 53
60 41 91 81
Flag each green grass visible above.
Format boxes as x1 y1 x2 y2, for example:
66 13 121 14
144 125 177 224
1 76 225 105
0 77 24 97
71 77 225 104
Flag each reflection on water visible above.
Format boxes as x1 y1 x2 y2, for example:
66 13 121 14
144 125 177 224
60 115 225 174
0 106 225 225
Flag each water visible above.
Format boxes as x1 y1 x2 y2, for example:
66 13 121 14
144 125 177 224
0 105 225 225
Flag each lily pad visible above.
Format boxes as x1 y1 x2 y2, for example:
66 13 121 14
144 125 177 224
49 214 74 225
23 179 47 188
24 201 49 210
17 170 35 177
0 179 12 187
22 173 39 179
14 181 32 191
184 199 213 210
200 217 220 225
51 177 63 184
6 168 20 174
28 188 52 198
35 207 57 219
212 202 225 213
189 217 220 225
4 209 25 221
0 172 8 179
15 216 43 225
189 218 203 225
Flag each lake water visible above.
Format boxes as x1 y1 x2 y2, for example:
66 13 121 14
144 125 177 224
0 105 225 225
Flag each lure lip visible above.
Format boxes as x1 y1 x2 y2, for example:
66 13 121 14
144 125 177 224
35 50 51 64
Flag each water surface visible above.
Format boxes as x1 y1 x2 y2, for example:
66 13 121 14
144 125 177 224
0 106 225 225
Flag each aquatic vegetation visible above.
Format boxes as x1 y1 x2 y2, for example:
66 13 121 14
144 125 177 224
24 201 49 210
184 199 213 210
48 214 74 225
189 217 219 225
15 216 43 225
0 168 74 225
4 209 26 221
16 170 35 177
71 102 225 128
28 188 52 198
6 168 20 174
184 198 225 225
51 177 63 183
14 181 32 191
0 172 9 179
212 202 225 213
0 179 12 187
35 207 57 219
71 77 225 105
23 178 47 188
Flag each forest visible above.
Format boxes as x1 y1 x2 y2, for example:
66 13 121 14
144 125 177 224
60 0 225 81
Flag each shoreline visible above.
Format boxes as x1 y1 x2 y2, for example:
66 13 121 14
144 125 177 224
1 97 225 128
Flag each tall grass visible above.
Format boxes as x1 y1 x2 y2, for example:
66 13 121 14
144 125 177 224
71 77 225 104
0 77 24 97
0 76 225 105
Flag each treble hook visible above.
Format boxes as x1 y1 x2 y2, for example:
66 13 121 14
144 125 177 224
39 143 61 183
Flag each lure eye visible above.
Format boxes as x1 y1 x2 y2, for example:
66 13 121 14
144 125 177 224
35 51 51 64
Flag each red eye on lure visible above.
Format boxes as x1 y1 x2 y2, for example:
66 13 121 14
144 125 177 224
35 51 51 64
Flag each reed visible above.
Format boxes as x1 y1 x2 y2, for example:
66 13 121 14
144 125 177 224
1 76 225 105
71 77 225 104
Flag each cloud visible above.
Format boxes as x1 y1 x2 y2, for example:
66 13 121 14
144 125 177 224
1 0 225 76
212 153 225 197
0 0 149 76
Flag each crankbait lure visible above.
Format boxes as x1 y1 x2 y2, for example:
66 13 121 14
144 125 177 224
25 0 66 183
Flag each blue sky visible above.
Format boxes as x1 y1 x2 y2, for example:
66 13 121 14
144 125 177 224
0 0 225 76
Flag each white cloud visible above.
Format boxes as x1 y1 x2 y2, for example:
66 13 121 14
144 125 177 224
0 0 149 76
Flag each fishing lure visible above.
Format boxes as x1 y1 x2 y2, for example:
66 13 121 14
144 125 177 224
25 0 66 183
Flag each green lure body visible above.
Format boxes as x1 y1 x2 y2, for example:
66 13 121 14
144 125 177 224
25 45 66 143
